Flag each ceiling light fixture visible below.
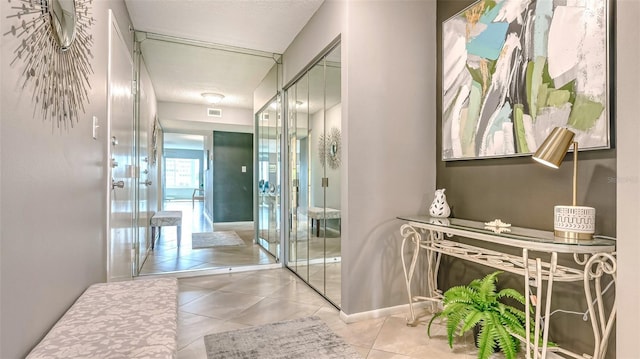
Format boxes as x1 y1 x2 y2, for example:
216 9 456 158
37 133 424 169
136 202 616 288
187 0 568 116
201 92 225 104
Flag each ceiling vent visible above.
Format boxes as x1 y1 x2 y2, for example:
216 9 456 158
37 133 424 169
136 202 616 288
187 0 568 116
207 108 222 117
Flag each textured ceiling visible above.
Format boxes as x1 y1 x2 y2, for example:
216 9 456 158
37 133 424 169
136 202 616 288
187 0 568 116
125 0 324 114
139 38 276 108
125 0 325 54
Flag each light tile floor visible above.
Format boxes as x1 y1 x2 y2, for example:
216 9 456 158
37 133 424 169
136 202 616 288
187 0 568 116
177 268 482 359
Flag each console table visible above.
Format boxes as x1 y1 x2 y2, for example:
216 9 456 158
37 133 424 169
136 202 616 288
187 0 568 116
398 215 616 359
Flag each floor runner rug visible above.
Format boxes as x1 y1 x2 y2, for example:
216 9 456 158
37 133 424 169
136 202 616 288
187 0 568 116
203 316 361 359
191 231 245 249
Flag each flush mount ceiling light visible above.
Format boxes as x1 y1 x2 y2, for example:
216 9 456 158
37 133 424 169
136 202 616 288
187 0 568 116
201 92 224 104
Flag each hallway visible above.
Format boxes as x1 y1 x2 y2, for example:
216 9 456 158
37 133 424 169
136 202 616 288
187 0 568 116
140 201 276 275
176 268 479 359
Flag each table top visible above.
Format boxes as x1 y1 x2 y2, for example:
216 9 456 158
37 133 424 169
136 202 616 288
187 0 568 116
398 215 616 253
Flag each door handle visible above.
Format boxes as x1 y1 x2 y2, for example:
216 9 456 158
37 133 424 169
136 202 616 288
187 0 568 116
112 179 125 189
141 180 152 186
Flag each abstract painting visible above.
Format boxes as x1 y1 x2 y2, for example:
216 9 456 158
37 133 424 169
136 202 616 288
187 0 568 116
442 0 609 160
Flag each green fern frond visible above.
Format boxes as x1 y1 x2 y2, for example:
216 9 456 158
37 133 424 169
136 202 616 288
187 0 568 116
488 312 519 359
497 288 526 304
476 319 495 359
478 271 501 299
426 311 443 338
461 311 484 333
427 271 533 359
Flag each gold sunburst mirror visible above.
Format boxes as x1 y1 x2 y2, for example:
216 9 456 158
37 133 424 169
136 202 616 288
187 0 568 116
5 0 95 129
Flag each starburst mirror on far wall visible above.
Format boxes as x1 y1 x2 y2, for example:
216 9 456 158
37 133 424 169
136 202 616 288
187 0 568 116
319 127 341 170
5 0 95 129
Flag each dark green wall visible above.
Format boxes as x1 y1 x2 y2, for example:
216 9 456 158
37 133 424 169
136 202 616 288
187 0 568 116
213 131 254 222
436 1 616 357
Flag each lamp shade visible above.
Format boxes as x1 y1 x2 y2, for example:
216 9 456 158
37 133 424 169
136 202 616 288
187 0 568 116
532 127 575 168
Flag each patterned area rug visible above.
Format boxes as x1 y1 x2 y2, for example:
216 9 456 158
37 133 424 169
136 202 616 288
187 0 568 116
204 316 361 359
191 231 245 249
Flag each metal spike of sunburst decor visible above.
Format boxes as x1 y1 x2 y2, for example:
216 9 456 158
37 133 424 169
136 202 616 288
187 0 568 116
4 0 95 130
318 126 341 170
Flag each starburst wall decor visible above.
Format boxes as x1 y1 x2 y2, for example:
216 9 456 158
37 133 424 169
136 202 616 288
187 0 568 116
319 127 342 170
5 0 95 130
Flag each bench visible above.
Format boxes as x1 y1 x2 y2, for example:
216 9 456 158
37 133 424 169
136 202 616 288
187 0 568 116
151 210 182 249
307 206 341 237
26 278 178 359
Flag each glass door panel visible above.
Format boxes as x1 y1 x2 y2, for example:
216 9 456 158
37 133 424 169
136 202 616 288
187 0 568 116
256 95 281 259
308 60 326 294
291 74 310 282
323 44 342 305
285 41 341 307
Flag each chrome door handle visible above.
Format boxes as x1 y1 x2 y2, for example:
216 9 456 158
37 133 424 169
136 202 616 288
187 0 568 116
142 180 152 186
112 179 125 189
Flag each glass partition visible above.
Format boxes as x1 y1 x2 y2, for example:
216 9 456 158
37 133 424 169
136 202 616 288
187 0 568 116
286 42 341 306
256 95 281 259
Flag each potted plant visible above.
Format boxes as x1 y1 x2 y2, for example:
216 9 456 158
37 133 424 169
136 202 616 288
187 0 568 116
427 271 528 359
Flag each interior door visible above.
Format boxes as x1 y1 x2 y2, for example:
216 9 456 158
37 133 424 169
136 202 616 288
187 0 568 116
107 10 135 281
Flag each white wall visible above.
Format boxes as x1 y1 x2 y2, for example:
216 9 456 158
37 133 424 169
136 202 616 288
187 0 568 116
616 0 640 357
283 1 344 85
0 1 134 357
158 101 254 133
311 103 342 210
254 62 281 114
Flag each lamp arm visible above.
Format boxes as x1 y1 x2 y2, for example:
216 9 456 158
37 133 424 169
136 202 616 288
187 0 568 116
573 142 578 207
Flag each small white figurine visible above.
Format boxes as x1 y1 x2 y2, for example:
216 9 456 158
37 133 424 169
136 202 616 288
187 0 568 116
429 189 451 218
484 219 511 227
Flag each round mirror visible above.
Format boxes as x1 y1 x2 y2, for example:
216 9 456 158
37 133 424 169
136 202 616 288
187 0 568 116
49 0 77 50
330 141 338 157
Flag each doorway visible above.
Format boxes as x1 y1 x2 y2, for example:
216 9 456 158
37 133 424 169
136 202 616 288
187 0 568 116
131 32 281 276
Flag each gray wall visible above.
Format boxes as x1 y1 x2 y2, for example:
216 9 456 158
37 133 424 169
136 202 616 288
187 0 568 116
0 1 134 358
435 0 616 236
615 1 640 358
284 0 438 315
435 0 617 357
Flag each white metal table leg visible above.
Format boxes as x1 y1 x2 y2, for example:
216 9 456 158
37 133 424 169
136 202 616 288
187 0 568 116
581 253 617 359
533 259 543 359
523 249 532 359
541 252 558 359
400 224 422 325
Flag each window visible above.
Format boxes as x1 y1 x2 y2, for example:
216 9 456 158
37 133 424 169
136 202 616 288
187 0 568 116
165 158 200 188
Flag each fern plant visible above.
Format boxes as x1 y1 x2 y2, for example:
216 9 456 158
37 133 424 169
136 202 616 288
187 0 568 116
427 271 528 359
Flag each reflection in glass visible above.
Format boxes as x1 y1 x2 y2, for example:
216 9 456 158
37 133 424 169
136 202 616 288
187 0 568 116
50 0 77 50
257 95 281 259
285 42 341 306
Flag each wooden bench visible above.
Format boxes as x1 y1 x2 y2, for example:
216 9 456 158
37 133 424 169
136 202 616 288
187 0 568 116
150 210 182 249
26 278 178 359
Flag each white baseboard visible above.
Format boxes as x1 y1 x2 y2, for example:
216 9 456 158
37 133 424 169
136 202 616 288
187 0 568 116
339 301 432 324
135 263 282 279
